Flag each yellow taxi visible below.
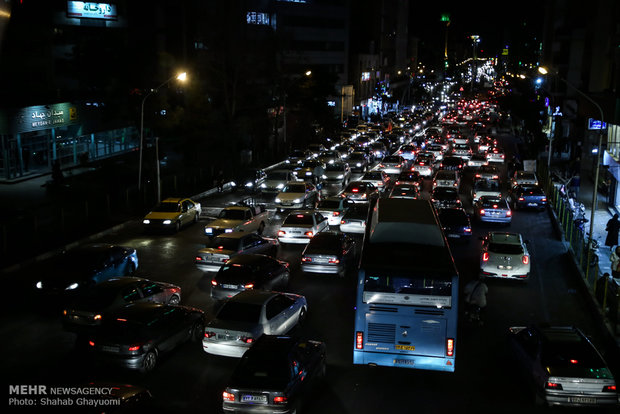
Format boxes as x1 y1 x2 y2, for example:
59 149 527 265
143 197 201 232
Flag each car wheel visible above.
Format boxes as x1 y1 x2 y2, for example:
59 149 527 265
168 294 180 305
258 222 265 235
191 320 204 342
140 350 157 373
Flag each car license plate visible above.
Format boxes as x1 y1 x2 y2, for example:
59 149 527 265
222 284 237 289
568 397 595 404
395 345 415 351
447 234 459 238
242 395 267 403
101 345 119 353
527 203 537 206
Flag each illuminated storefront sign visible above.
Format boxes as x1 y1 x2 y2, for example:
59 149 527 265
67 2 117 20
361 72 370 82
246 12 270 25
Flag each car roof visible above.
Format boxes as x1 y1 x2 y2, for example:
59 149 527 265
488 232 522 244
246 335 305 356
94 276 147 288
162 198 185 203
212 231 252 240
226 253 272 265
228 289 280 305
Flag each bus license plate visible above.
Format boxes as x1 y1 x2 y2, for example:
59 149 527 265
395 345 415 351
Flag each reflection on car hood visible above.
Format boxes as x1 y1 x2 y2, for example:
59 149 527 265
207 219 242 229
277 193 305 201
144 212 180 220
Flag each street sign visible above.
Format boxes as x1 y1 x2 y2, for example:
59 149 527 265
587 118 607 130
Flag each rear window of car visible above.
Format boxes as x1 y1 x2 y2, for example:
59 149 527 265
318 199 342 209
541 339 608 377
522 187 544 195
283 184 306 193
488 243 523 254
383 156 401 163
363 172 382 180
307 234 341 250
217 301 262 323
208 237 240 251
283 214 313 225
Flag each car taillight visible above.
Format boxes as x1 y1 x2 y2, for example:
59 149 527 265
278 230 286 236
356 331 364 349
482 252 489 261
211 280 217 287
195 256 203 261
479 209 485 215
240 336 254 344
545 382 563 390
305 231 314 237
464 228 472 233
446 338 454 357
88 341 95 347
273 396 288 404
518 197 525 201
128 344 141 352
506 210 512 217
204 331 216 338
602 385 616 392
243 283 254 289
542 198 547 202
328 258 340 264
333 211 340 216
223 391 235 402
340 220 346 225
522 255 529 265
301 256 312 262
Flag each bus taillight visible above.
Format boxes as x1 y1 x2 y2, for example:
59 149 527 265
356 331 364 349
446 338 454 357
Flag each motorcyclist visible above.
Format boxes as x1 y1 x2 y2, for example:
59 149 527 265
463 277 488 325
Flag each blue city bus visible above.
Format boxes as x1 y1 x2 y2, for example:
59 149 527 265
353 198 459 372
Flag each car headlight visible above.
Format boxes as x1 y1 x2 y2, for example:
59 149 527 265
321 175 327 179
143 219 150 224
293 198 301 203
277 183 284 189
245 182 253 187
224 229 233 233
275 197 281 203
163 219 172 225
260 183 267 188
285 160 291 163
356 163 362 167
65 283 79 290
337 175 344 179
305 172 312 176
205 228 213 234
36 281 43 289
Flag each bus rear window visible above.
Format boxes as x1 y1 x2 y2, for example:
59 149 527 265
364 274 451 296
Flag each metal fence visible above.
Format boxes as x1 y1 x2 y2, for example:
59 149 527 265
539 164 619 334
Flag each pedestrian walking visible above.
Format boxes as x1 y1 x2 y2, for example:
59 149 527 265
570 173 580 197
610 247 620 278
605 214 620 250
463 278 488 325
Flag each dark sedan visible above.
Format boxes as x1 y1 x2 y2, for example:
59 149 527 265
210 254 290 301
431 187 462 209
84 302 205 373
439 156 464 172
222 335 326 413
507 325 618 407
35 243 139 296
301 231 356 277
437 207 472 240
62 277 181 331
234 168 267 194
509 184 548 211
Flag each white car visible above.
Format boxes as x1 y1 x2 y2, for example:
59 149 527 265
360 170 390 193
433 170 460 190
274 181 320 212
480 232 530 281
339 205 369 234
475 164 500 181
512 170 539 186
412 153 436 177
195 232 279 273
471 179 501 203
377 155 405 175
261 170 298 194
426 144 445 162
277 210 329 244
323 161 351 186
486 147 505 163
202 290 307 358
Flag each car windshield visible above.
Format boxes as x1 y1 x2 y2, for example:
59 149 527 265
346 182 371 192
306 234 341 251
480 199 507 208
152 202 180 213
362 173 382 180
475 180 500 190
71 286 119 308
439 209 467 224
349 153 365 160
218 209 245 220
232 355 292 388
383 156 401 163
216 301 262 323
436 172 454 180
541 335 610 378
207 237 240 251
283 184 306 193
434 188 458 197
318 199 342 210
520 186 544 195
283 214 313 225
325 163 345 172
488 243 523 254
302 160 321 167
267 172 289 181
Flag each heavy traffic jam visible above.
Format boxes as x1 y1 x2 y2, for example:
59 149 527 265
30 85 619 412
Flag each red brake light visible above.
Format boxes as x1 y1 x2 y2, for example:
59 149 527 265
211 280 217 286
333 211 340 216
603 385 617 392
569 359 578 364
278 230 286 236
518 197 525 201
305 231 314 237
542 198 547 202
479 209 485 215
356 331 364 349
273 396 288 404
545 382 563 390
240 336 254 344
217 246 224 250
128 344 141 352
88 341 95 347
340 220 346 224
195 256 203 261
522 255 529 265
328 258 340 264
204 331 216 338
482 252 489 261
301 256 312 262
223 391 235 402
446 338 454 357
506 210 512 217
244 283 254 289
352 188 359 193
296 214 304 218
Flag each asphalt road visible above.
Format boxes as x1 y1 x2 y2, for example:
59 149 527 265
1 133 618 413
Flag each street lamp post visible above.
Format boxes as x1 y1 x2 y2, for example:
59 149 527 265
538 66 605 249
138 72 187 195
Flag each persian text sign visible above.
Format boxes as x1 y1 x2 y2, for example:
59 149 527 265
67 2 117 20
13 103 79 133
